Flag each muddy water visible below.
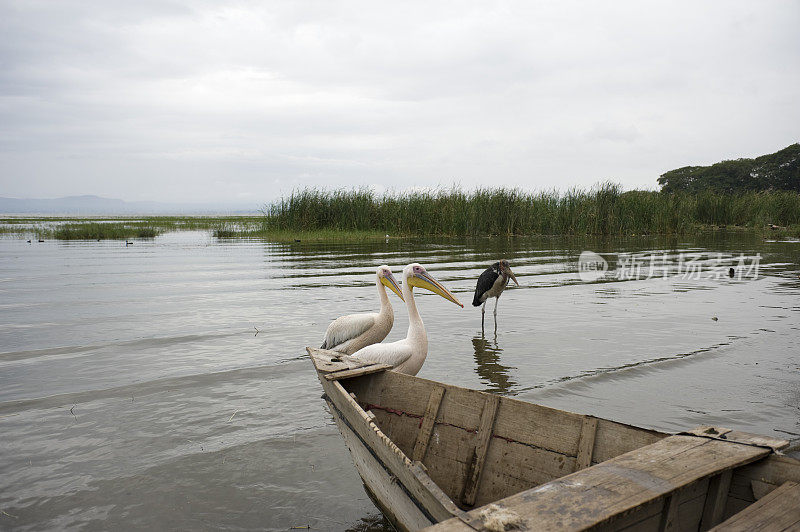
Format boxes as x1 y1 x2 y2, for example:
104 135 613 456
0 231 798 530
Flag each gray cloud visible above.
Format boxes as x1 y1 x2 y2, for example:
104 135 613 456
1 0 799 203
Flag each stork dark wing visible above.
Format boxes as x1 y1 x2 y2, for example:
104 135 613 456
472 267 499 306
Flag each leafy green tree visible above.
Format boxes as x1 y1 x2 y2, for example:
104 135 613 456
658 143 800 193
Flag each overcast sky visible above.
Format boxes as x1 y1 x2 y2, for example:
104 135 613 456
1 1 798 204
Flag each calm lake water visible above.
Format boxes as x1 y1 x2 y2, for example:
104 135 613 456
1 231 798 531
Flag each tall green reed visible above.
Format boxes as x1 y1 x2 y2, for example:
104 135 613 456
262 185 800 236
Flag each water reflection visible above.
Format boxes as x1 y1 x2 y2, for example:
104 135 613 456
472 334 518 395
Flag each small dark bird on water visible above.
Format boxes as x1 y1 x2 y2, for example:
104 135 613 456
728 267 735 278
472 259 519 330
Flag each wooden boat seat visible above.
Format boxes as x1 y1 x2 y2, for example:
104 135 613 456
307 348 392 381
710 481 800 531
429 429 786 531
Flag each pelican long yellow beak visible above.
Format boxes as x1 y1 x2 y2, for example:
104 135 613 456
380 272 405 302
409 271 463 307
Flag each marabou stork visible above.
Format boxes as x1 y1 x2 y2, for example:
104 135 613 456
350 263 463 375
472 259 518 329
320 265 404 354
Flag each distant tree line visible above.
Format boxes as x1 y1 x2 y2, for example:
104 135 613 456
658 143 800 193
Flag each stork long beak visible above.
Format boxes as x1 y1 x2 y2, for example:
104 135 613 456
380 273 405 301
409 271 463 307
506 268 519 286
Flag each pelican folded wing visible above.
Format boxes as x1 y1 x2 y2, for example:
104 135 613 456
322 313 377 351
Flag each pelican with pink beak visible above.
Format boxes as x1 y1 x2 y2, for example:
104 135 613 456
351 263 463 376
320 265 405 355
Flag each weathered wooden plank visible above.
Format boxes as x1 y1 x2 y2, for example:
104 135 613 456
342 362 668 512
330 402 434 531
409 461 468 522
660 487 709 532
418 419 581 507
324 363 392 380
733 454 800 487
420 423 474 502
493 393 585 457
412 386 446 462
350 370 584 456
616 480 708 532
726 454 800 520
711 481 800 531
750 480 775 500
592 417 666 464
721 431 789 451
576 416 598 471
363 408 483 504
348 369 581 506
308 347 370 372
472 435 577 507
686 426 733 438
659 491 681 531
368 408 418 456
347 369 667 462
423 517 474 531
436 434 772 531
405 413 629 508
700 470 733 530
592 479 709 532
462 394 500 507
683 426 789 452
320 376 463 524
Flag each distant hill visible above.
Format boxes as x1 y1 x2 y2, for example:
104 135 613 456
0 195 260 215
658 143 800 193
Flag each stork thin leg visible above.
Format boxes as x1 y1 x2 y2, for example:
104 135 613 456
494 297 499 318
481 301 486 331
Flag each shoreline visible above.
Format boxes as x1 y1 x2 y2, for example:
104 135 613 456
1 216 798 241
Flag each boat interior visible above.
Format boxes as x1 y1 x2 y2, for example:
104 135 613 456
344 368 666 510
310 349 800 530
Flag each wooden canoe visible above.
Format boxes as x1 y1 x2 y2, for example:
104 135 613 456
308 348 800 531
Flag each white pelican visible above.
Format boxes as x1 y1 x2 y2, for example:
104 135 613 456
472 259 519 329
320 265 404 354
351 263 463 376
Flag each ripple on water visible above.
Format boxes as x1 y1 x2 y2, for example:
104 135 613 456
0 232 798 530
